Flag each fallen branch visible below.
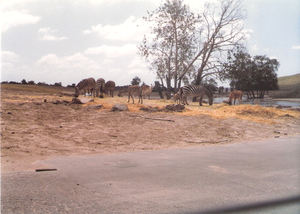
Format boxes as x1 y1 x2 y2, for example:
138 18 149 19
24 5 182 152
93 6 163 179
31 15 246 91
140 115 175 122
36 168 57 172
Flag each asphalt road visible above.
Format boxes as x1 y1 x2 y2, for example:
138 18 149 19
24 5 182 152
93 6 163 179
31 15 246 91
2 137 300 213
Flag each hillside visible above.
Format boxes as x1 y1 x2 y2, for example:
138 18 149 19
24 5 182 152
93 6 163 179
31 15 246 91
0 84 74 94
271 73 300 98
278 73 300 91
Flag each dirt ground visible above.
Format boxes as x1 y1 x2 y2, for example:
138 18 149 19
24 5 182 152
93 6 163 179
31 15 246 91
1 86 300 173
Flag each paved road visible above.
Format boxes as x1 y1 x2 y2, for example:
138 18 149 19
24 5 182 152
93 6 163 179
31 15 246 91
2 137 300 213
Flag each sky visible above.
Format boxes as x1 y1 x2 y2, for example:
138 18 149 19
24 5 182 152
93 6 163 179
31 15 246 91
1 0 300 87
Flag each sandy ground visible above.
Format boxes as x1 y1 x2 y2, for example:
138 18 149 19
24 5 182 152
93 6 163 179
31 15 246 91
1 87 300 173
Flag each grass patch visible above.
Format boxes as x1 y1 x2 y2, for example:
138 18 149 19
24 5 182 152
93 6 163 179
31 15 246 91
278 73 300 91
1 84 74 94
83 96 300 124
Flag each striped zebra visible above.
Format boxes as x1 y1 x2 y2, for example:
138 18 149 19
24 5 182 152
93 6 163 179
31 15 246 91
75 78 96 98
96 78 105 98
180 85 213 106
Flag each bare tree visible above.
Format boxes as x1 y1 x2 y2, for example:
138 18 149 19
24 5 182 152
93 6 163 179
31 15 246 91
138 0 199 99
139 0 247 99
181 0 247 88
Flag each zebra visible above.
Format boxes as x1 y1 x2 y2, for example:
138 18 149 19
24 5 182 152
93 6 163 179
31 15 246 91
104 80 116 97
96 78 105 98
127 85 143 104
180 85 213 106
75 78 96 98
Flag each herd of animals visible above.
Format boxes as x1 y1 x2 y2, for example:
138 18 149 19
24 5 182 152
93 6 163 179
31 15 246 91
74 77 154 104
74 77 243 106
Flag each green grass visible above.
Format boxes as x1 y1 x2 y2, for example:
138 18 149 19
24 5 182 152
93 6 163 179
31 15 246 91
278 73 300 91
0 84 74 94
270 73 300 98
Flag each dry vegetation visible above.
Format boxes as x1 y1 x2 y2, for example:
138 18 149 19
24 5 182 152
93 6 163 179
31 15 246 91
1 84 300 173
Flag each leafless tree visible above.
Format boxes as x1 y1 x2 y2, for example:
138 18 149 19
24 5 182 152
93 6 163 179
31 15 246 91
138 0 247 99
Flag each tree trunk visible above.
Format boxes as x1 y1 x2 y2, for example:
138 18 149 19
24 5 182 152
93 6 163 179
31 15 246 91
246 92 251 99
192 70 203 102
155 81 164 99
165 75 172 100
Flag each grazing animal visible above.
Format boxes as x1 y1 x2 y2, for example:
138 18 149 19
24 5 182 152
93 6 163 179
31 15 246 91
75 78 96 98
180 85 213 106
173 92 181 104
127 85 143 104
104 80 116 97
96 78 105 98
142 84 154 99
228 90 243 105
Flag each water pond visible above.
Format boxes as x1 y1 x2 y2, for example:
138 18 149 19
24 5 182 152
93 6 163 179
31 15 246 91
213 97 300 108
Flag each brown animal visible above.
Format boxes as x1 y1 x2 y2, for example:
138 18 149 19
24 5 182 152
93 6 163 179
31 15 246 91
96 78 105 98
75 78 96 98
173 92 181 104
127 85 143 104
142 84 154 99
104 80 116 97
141 85 149 98
228 90 243 105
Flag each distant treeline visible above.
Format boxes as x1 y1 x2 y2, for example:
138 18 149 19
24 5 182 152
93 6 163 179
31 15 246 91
1 79 76 87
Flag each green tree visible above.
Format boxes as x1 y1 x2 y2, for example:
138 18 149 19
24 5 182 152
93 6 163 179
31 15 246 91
201 77 218 93
131 76 141 85
223 47 279 98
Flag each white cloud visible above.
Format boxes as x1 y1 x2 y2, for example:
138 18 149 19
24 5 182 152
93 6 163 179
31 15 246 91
128 55 147 69
269 56 278 60
83 16 148 41
243 28 254 39
38 28 68 41
84 44 137 57
1 51 20 62
292 45 300 50
252 44 259 51
1 10 41 32
35 53 101 73
1 0 38 10
78 0 159 6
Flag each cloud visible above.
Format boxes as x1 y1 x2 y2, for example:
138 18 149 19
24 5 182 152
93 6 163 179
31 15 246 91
78 0 159 6
1 51 20 62
1 10 41 32
243 28 254 39
252 44 259 51
38 28 68 41
36 53 98 69
1 0 38 10
84 44 137 57
292 45 300 50
83 16 148 41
